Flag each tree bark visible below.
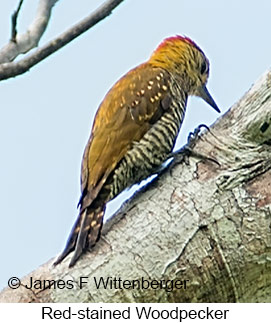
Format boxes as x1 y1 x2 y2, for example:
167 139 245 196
1 69 271 303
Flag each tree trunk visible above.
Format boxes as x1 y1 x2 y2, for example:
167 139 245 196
1 69 271 303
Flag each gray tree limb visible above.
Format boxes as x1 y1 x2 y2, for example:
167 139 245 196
0 0 125 80
0 0 59 64
0 69 270 303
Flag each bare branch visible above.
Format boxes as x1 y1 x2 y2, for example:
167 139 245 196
0 0 59 64
0 0 125 80
11 0 24 42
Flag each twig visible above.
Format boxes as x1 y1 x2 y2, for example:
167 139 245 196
11 0 24 42
0 0 125 80
0 0 60 64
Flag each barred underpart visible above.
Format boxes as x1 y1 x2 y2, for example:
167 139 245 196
109 81 187 199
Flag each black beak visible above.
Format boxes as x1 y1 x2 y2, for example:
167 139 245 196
198 85 220 113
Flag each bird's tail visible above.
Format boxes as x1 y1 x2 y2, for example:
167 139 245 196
53 204 105 267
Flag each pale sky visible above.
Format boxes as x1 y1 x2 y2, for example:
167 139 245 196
0 0 270 290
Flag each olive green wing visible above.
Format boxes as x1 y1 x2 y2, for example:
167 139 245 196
79 64 172 209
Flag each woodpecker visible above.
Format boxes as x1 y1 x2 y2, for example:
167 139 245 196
54 35 220 267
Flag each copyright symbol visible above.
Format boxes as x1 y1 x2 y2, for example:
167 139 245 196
8 277 21 289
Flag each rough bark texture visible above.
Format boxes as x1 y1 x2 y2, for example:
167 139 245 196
1 69 271 303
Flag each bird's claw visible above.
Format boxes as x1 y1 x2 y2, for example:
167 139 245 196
168 124 220 166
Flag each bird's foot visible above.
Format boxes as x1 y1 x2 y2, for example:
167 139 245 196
168 124 220 166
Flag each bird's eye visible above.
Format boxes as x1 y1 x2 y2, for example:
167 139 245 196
200 61 208 74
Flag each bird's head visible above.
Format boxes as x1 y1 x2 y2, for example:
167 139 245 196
149 35 220 112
